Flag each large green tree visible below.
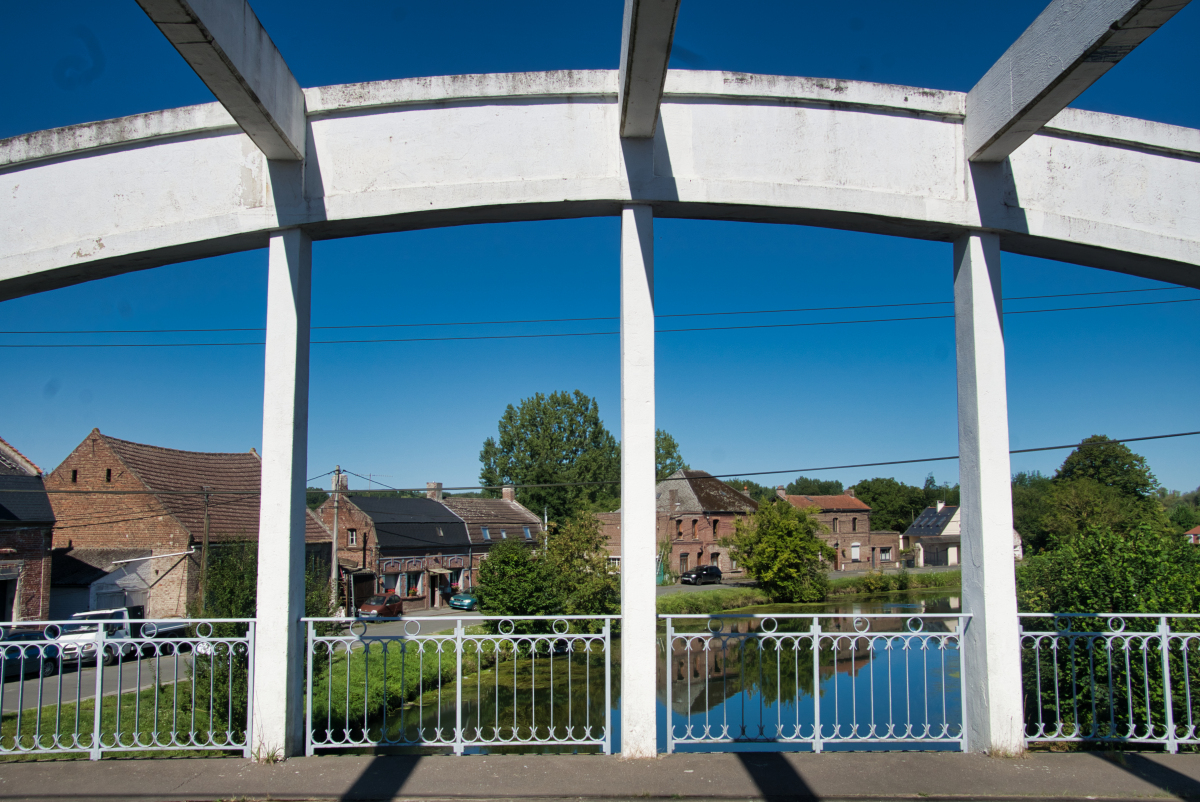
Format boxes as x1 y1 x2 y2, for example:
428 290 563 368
785 476 844 496
655 429 689 482
475 538 558 619
1054 434 1159 499
849 477 928 533
479 390 620 522
722 500 835 603
542 514 619 617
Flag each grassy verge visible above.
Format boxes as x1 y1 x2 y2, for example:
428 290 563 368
655 587 770 615
0 684 243 761
827 569 960 597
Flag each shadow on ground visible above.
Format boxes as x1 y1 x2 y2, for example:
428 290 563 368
737 752 817 801
1093 751 1200 800
339 755 420 801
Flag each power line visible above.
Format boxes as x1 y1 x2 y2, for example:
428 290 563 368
14 428 1195 496
1 296 1196 349
0 286 1189 336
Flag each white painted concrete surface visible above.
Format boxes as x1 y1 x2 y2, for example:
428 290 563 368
620 204 657 758
966 0 1191 162
252 228 312 759
3 72 1198 302
618 0 681 138
137 0 307 160
953 232 1024 755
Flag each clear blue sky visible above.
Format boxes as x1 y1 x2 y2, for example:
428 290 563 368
2 1 1197 494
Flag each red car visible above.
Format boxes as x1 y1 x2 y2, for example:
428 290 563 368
357 594 403 618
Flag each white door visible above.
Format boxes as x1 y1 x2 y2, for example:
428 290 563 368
850 543 861 562
948 546 959 566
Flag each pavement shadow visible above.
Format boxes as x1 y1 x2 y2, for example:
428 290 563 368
339 754 420 801
736 752 818 801
1091 751 1200 800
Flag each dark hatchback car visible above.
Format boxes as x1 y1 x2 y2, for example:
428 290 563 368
357 594 404 618
681 566 722 585
2 631 59 680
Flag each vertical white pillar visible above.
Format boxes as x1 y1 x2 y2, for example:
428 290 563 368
620 203 657 758
252 228 311 759
954 231 1024 755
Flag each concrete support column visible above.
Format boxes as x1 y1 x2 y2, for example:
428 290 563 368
252 227 312 759
953 231 1024 755
620 203 657 758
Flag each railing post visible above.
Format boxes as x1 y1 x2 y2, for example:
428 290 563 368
604 619 613 756
812 616 823 753
454 620 464 756
1160 616 1177 753
90 623 105 760
304 620 313 757
959 614 971 753
246 620 257 759
665 616 674 754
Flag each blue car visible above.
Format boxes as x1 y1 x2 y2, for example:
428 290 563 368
1 631 59 680
449 593 479 611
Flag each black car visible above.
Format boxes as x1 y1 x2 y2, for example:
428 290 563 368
681 566 722 585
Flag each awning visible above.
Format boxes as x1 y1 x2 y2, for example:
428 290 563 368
428 568 452 575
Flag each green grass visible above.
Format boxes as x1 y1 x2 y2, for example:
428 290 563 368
655 587 770 615
827 569 961 597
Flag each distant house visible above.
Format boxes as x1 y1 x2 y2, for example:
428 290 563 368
0 435 54 622
904 502 1024 567
658 470 758 576
776 487 900 571
315 482 543 612
1184 525 1200 545
44 429 330 619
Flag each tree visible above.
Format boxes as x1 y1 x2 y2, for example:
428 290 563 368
542 514 619 618
655 429 689 482
724 479 778 504
849 477 928 533
1011 471 1054 553
306 487 329 510
722 500 835 603
1039 477 1167 550
479 390 620 523
785 476 844 496
921 473 960 507
474 538 558 620
1054 434 1159 499
1169 503 1200 535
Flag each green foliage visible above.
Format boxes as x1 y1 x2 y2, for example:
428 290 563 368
475 538 558 621
722 500 835 603
1054 434 1159 499
849 477 928 533
1169 502 1200 534
1011 471 1054 553
479 390 620 522
1039 478 1168 550
306 487 329 510
785 476 844 496
655 429 689 482
542 514 620 618
723 479 777 504
655 587 770 615
1016 524 1200 614
826 569 960 597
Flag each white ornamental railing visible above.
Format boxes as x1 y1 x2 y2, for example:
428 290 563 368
304 615 614 755
1020 613 1200 752
661 613 969 752
0 618 254 759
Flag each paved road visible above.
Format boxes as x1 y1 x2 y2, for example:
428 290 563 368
2 654 191 711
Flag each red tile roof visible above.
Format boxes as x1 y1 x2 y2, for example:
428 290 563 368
0 434 42 475
102 433 328 542
784 494 871 512
440 497 543 545
1187 526 1200 536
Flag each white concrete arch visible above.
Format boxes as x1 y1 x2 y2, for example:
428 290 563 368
2 70 1199 302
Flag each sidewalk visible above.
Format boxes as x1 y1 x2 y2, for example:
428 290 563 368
2 751 1199 801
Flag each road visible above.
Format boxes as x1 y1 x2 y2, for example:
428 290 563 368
2 653 191 712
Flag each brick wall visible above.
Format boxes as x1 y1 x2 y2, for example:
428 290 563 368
0 525 52 620
315 498 378 574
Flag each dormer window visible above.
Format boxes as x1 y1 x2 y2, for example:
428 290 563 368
437 527 444 537
500 529 507 539
482 527 490 541
523 527 532 539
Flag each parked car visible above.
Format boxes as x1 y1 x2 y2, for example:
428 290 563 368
681 566 722 585
1 631 59 680
357 594 403 618
58 608 188 665
449 593 479 611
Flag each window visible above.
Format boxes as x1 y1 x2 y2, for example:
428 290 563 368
710 552 720 566
348 528 357 546
436 527 443 537
481 526 490 540
712 518 720 538
851 517 857 532
880 547 893 562
680 553 689 572
691 519 698 539
105 468 112 483
608 556 621 569
675 520 682 538
851 542 861 562
730 558 738 570
500 529 507 539
71 469 78 483
832 518 839 533
523 526 532 539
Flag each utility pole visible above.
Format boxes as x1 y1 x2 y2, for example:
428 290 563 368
200 486 211 613
331 466 341 601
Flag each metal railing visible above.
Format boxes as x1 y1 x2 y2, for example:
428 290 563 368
661 613 969 752
0 618 254 759
1020 613 1200 752
304 615 614 755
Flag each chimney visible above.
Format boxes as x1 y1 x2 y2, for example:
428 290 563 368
846 488 855 499
502 485 515 502
776 486 787 500
332 473 348 492
426 482 443 501
936 500 945 512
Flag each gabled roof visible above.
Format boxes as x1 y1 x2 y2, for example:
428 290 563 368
657 470 758 515
0 475 55 523
783 494 871 512
51 547 149 586
0 434 41 476
440 497 542 545
97 432 327 542
343 495 472 550
906 505 959 538
1186 526 1200 536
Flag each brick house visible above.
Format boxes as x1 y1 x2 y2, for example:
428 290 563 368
1187 525 1200 545
599 470 757 579
0 435 54 622
775 487 901 571
316 482 543 613
45 429 330 619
